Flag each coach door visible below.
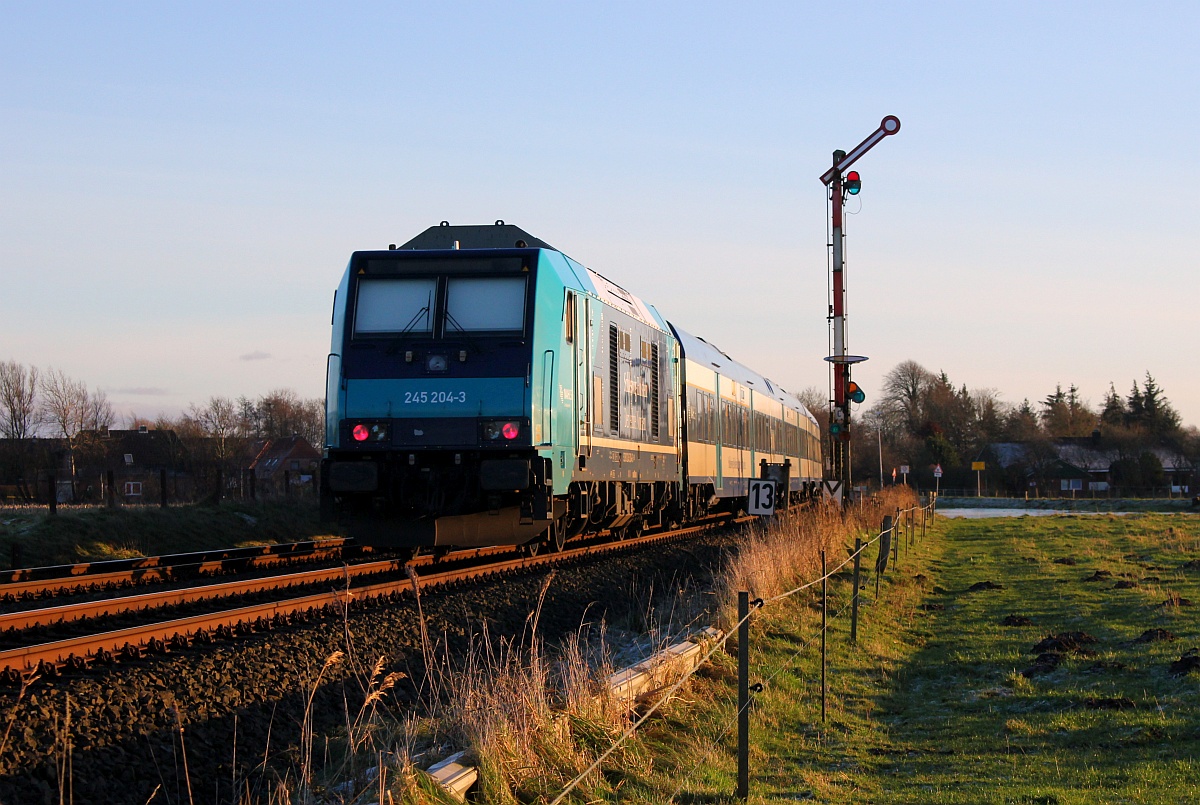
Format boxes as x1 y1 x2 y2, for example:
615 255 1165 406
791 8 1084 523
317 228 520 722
569 292 592 460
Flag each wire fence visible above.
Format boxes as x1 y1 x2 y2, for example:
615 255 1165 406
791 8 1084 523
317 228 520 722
547 496 939 803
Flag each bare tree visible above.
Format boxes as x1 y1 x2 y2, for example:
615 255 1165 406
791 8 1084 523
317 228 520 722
254 388 325 447
0 360 40 438
186 396 243 463
86 388 115 432
877 359 935 437
40 368 114 495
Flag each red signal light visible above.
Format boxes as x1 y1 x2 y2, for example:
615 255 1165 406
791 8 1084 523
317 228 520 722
845 170 861 195
352 424 370 442
502 422 520 440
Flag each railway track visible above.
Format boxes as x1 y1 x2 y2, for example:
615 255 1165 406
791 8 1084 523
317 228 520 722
0 514 750 684
0 537 354 600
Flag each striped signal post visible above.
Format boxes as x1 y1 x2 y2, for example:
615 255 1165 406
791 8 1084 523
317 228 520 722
820 116 901 504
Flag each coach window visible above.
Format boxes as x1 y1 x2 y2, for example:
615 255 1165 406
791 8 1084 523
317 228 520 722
355 278 437 335
445 277 526 333
564 292 576 343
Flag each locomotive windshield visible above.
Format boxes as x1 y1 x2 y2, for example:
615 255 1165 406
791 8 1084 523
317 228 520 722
351 271 529 338
445 277 526 333
354 278 436 335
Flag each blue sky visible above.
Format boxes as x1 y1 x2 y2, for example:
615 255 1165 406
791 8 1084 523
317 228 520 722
2 2 1197 426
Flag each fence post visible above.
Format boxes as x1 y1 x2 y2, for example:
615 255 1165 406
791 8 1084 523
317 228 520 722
215 467 224 505
48 473 57 516
892 509 900 570
737 590 750 801
106 469 116 508
821 549 827 723
160 468 168 509
922 505 927 541
851 537 862 643
876 516 892 601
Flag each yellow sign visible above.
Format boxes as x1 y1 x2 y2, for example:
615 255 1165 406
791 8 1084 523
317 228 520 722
971 461 986 471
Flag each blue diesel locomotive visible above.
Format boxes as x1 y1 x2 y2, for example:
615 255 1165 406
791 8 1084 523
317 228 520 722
321 223 822 550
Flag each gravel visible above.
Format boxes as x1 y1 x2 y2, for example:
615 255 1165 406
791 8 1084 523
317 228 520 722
0 528 744 803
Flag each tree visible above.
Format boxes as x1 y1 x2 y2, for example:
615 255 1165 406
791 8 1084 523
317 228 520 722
0 360 39 438
880 360 934 435
39 368 115 495
1099 383 1125 427
1002 399 1042 442
1137 373 1181 437
186 396 244 464
1041 383 1095 437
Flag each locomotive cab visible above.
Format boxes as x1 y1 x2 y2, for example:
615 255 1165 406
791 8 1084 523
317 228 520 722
323 224 565 547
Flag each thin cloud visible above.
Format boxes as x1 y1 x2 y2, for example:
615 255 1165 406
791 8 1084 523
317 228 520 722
240 351 272 361
114 387 170 396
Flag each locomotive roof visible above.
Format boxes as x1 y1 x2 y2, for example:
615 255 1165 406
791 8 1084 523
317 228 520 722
399 223 555 251
669 323 818 423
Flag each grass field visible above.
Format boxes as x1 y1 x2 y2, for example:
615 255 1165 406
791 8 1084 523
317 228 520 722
0 500 336 569
622 511 1200 804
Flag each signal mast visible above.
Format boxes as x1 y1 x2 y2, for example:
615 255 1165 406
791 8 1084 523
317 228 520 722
820 116 900 502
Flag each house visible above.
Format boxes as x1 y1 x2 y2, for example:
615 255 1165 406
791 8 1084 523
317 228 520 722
74 427 192 503
0 438 70 503
246 435 321 496
982 439 1195 496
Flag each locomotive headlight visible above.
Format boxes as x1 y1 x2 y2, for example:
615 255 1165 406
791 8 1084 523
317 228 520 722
425 354 448 372
481 420 522 442
351 422 389 443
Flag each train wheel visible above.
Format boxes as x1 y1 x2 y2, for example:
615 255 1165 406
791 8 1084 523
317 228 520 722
550 516 567 552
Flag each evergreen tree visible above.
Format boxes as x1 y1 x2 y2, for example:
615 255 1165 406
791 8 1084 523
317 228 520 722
1100 383 1125 427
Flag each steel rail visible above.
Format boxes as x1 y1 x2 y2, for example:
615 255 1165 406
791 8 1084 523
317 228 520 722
0 514 745 682
0 538 352 598
0 558 411 633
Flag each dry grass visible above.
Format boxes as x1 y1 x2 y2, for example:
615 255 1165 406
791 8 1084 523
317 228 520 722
245 491 923 802
715 488 918 626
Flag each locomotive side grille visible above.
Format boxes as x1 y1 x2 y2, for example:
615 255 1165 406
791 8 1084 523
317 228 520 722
650 342 660 439
608 324 619 433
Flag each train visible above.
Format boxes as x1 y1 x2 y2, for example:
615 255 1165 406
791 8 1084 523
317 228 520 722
320 222 823 550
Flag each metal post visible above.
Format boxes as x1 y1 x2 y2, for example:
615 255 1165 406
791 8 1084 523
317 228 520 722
160 468 168 509
821 550 828 723
106 469 116 508
819 117 900 507
48 473 57 516
851 537 862 643
737 591 750 801
215 467 223 505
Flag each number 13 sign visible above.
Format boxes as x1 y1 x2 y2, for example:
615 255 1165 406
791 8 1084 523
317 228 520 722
747 479 777 516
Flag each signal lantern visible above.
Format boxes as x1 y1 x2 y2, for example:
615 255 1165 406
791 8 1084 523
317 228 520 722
845 170 861 196
846 380 866 405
